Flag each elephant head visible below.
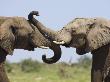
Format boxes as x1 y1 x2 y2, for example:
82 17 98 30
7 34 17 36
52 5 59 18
0 16 61 64
28 11 110 55
54 18 110 54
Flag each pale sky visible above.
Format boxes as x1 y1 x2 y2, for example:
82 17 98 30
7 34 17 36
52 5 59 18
0 0 110 63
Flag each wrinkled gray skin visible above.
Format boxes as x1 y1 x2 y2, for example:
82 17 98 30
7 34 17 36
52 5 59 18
0 16 61 64
28 13 110 55
28 11 110 82
0 15 61 82
28 11 88 55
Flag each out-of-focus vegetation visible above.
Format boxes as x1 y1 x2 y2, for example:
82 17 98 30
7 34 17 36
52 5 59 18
5 55 92 82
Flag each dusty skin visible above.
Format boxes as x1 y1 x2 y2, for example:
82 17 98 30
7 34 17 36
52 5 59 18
0 14 61 82
28 11 110 82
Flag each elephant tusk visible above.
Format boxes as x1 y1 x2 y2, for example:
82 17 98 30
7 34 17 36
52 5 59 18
53 41 65 44
39 46 49 49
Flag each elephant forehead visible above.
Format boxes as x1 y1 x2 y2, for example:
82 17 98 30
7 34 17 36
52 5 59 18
65 18 94 29
65 17 110 28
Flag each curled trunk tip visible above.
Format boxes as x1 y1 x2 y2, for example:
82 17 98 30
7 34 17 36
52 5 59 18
42 55 53 64
28 11 39 20
42 54 61 64
42 45 61 64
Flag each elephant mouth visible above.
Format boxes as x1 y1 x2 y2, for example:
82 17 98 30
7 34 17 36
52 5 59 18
62 41 72 48
53 40 72 48
53 40 83 48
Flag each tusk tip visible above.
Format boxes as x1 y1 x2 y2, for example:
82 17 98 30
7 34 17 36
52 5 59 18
53 41 65 44
39 46 49 49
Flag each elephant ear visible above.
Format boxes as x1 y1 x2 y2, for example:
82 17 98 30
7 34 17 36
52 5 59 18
0 21 15 55
86 24 110 52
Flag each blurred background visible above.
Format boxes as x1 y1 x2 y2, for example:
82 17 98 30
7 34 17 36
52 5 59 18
0 0 110 82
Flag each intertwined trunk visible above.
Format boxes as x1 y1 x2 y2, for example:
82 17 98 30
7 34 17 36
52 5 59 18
28 11 62 64
28 11 61 64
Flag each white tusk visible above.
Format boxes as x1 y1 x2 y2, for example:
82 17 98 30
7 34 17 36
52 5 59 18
39 46 49 49
53 41 65 44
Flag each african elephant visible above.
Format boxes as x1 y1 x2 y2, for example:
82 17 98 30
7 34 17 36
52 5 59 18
0 13 62 82
28 11 110 82
0 15 61 64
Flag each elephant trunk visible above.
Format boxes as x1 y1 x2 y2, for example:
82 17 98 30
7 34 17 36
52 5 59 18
28 11 62 64
28 11 72 45
28 11 56 41
42 43 61 64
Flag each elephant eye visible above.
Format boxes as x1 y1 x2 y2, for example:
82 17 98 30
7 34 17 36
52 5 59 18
11 26 16 34
72 29 76 33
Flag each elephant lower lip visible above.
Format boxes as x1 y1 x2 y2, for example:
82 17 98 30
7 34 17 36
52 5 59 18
62 43 71 47
63 44 69 47
63 39 73 47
